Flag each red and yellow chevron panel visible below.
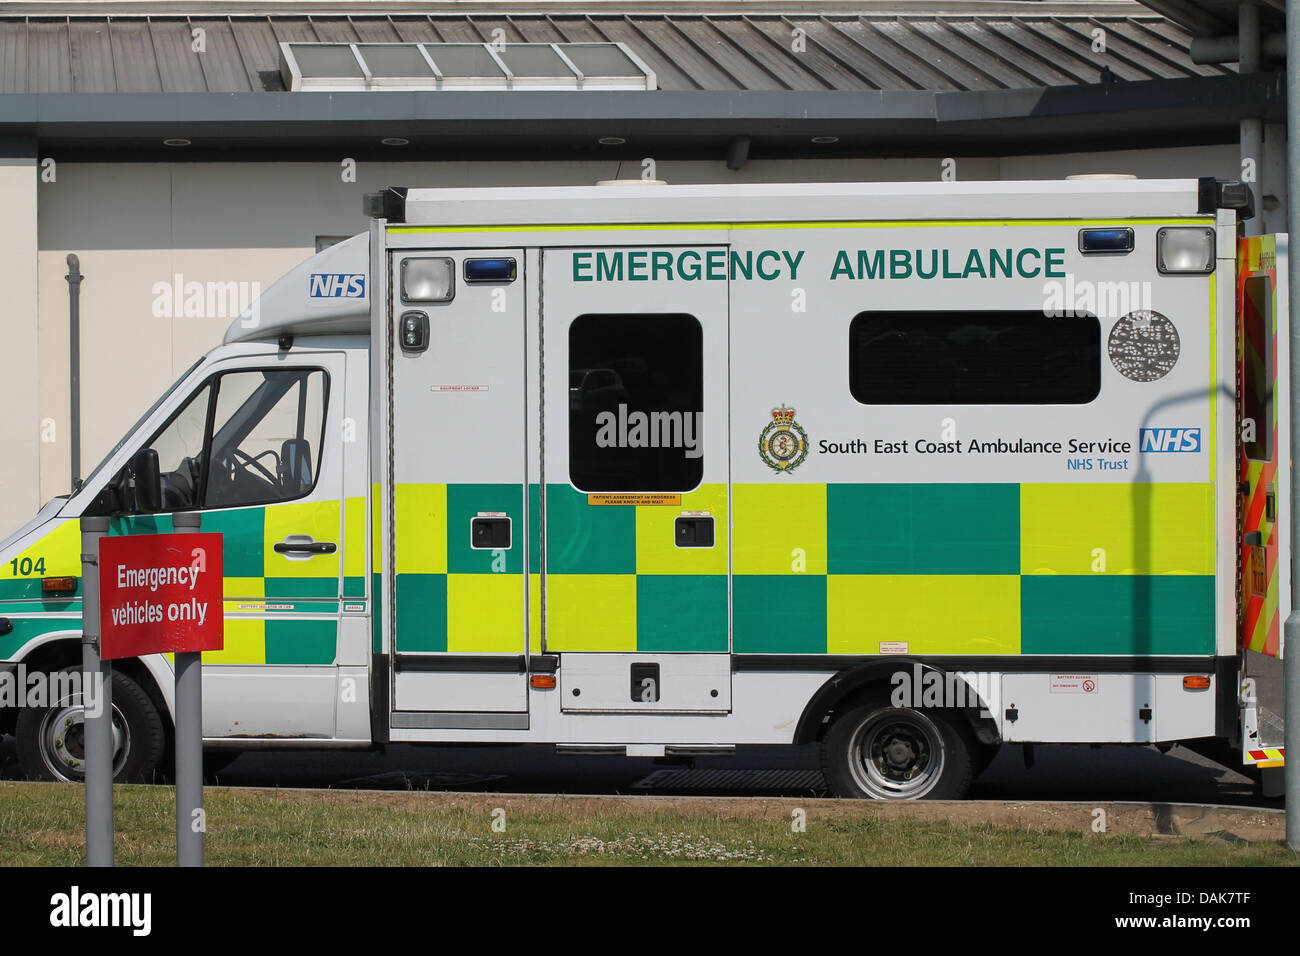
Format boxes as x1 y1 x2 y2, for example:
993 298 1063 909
1237 235 1282 658
1246 747 1285 767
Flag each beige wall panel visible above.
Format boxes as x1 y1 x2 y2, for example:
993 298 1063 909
0 159 39 538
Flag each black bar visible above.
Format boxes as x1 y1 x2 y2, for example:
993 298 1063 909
733 654 1224 674
369 652 389 746
395 655 527 674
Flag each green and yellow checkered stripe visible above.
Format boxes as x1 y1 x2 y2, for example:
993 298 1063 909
544 483 729 653
128 503 342 665
732 482 1215 656
0 502 344 666
393 482 534 654
392 483 730 654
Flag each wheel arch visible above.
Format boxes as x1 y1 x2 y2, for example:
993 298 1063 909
793 658 1000 746
8 633 176 724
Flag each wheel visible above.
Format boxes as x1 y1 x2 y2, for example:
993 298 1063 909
821 692 975 800
15 667 166 784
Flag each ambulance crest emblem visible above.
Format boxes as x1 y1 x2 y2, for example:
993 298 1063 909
758 405 809 474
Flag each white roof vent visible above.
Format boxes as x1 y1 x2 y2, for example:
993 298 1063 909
280 42 655 92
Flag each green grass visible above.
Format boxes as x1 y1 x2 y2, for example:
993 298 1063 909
0 782 1296 866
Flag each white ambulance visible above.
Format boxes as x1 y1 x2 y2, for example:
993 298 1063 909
0 178 1286 799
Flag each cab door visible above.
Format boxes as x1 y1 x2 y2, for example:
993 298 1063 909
388 249 529 718
103 351 346 738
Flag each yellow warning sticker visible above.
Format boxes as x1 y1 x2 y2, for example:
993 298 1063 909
587 494 682 507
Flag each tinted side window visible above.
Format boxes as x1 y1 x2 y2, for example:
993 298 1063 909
849 311 1101 405
204 369 328 508
1242 276 1273 462
95 368 329 517
569 314 703 492
149 382 213 511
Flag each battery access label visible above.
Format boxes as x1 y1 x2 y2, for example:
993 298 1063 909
1050 674 1098 694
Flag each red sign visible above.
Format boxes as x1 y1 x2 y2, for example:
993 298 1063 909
99 532 224 660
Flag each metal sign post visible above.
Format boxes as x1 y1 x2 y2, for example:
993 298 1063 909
1287 0 1299 851
97 513 223 867
80 515 113 867
171 511 204 867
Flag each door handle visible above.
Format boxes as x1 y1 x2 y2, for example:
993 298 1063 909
273 535 337 556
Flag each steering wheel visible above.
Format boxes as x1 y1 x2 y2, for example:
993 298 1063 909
231 448 280 485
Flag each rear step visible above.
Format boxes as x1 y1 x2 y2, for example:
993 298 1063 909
555 744 736 757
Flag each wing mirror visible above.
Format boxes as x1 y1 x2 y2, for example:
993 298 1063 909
121 448 162 514
278 439 313 492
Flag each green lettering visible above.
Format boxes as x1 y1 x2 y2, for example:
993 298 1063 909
707 249 726 281
573 252 593 282
1045 248 1066 277
679 250 702 280
596 251 623 282
652 250 674 281
989 248 1013 278
831 250 854 280
628 250 648 281
963 248 986 279
729 250 753 280
756 250 781 280
890 249 912 279
942 249 962 278
860 249 885 279
916 249 938 279
782 250 805 281
1016 247 1041 278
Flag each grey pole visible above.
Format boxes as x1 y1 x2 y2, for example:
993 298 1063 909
1241 5 1264 237
65 255 82 490
1285 0 1300 850
80 515 112 867
171 510 205 867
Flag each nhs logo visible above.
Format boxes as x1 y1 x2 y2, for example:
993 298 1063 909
1139 428 1201 453
309 274 366 298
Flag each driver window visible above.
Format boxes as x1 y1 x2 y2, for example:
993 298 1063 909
203 369 327 509
150 382 212 511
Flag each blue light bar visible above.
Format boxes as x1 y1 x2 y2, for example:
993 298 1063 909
463 258 518 283
1078 227 1135 254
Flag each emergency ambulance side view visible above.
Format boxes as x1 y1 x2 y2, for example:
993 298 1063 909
0 178 1286 799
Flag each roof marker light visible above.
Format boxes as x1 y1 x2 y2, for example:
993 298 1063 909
1079 227 1134 254
463 258 517 283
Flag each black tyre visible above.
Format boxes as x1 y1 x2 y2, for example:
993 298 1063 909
15 667 166 783
821 692 975 800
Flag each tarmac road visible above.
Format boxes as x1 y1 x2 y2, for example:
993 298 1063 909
0 732 1272 807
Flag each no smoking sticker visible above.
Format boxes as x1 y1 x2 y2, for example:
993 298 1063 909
1050 674 1098 694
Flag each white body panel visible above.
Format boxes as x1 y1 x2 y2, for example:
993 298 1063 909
3 180 1270 765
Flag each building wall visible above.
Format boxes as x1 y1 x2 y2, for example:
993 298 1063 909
8 143 1237 535
0 156 40 538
